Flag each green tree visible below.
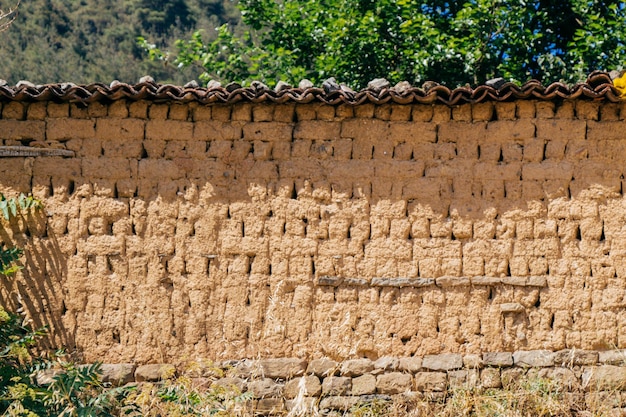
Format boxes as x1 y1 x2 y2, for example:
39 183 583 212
151 0 626 88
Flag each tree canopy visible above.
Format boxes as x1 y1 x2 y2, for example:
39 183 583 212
150 0 626 88
0 0 240 84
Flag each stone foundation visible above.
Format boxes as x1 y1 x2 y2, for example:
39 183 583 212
81 351 626 415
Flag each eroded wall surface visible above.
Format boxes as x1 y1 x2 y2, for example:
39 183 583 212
1 98 626 364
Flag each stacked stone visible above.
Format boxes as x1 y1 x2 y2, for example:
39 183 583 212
83 351 626 415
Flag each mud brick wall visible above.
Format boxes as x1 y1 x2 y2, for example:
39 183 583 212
1 98 626 365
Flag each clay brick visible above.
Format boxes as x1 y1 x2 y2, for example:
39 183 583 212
47 118 95 140
374 104 392 120
108 100 129 118
341 119 388 140
472 102 494 121
243 122 293 141
495 102 516 120
45 102 68 118
194 121 242 140
439 122 486 143
575 101 600 120
272 104 295 122
145 120 193 140
389 122 437 143
587 121 626 140
232 103 251 121
209 105 230 121
389 105 411 121
412 105 433 121
516 100 535 118
148 103 169 119
486 120 535 142
555 101 575 118
0 120 45 140
102 139 144 158
168 104 189 120
600 103 620 121
536 119 586 141
26 102 47 120
432 105 451 122
96 119 144 140
138 159 183 179
451 104 471 121
352 103 373 118
33 158 80 178
81 158 132 179
295 104 316 120
294 121 340 140
535 101 555 119
128 101 149 119
84 102 108 117
522 161 573 181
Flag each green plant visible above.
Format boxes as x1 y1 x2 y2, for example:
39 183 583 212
0 305 50 417
0 194 41 277
45 362 123 417
120 373 253 417
141 0 626 88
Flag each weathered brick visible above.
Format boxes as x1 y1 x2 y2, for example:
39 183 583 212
294 121 340 140
82 158 131 179
47 118 95 140
96 119 144 140
438 121 487 143
146 120 193 140
486 120 535 142
389 122 437 143
243 122 293 141
340 119 388 140
0 120 45 140
536 119 586 141
587 121 626 140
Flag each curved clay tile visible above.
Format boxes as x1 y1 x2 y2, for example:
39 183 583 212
0 72 621 104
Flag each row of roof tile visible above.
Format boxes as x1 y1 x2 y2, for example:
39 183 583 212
0 71 620 105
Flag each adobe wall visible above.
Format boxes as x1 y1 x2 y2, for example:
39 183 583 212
1 98 626 366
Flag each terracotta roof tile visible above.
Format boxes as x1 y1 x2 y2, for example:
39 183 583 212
0 71 620 105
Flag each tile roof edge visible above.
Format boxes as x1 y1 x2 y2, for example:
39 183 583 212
0 71 621 105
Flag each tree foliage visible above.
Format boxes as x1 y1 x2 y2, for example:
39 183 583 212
151 0 626 88
0 0 241 84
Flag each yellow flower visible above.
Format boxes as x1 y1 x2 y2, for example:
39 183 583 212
613 71 626 97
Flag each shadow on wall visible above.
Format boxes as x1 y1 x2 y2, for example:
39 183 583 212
0 208 75 352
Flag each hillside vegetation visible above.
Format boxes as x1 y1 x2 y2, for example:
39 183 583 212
0 0 241 85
